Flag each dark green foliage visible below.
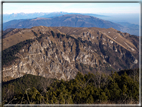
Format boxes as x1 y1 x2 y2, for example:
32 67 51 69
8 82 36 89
77 37 93 47
118 68 139 79
51 31 55 37
63 41 65 48
57 33 60 38
75 39 80 59
2 74 56 104
61 34 65 38
2 69 139 104
31 30 38 37
36 33 47 42
99 92 108 101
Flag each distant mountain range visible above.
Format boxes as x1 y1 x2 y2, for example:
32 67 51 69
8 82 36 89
3 12 47 23
41 12 106 19
3 12 107 23
116 22 139 30
3 14 139 36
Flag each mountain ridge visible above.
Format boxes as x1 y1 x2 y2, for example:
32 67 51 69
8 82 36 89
2 26 139 82
3 14 139 36
3 12 107 23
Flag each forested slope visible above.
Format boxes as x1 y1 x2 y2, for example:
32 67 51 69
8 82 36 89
2 69 139 104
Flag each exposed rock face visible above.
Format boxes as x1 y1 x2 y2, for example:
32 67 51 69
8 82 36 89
2 26 139 82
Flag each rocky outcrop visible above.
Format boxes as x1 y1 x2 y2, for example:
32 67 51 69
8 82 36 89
2 26 139 82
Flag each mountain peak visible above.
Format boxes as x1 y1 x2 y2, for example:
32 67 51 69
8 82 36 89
2 26 139 82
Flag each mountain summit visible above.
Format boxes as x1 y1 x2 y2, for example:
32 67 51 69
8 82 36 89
2 26 139 82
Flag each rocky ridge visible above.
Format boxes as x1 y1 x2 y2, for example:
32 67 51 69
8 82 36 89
2 26 139 82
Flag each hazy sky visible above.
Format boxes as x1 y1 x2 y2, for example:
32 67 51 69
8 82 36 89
3 3 140 14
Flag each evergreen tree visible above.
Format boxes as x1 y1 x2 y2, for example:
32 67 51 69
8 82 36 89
58 93 65 104
99 92 108 102
86 95 94 104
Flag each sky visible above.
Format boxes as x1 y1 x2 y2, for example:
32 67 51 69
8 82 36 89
3 3 140 14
